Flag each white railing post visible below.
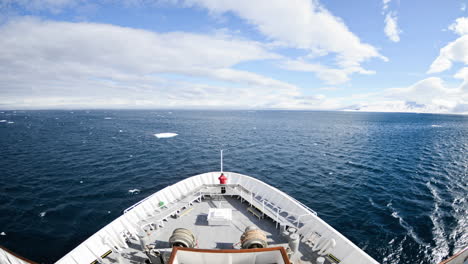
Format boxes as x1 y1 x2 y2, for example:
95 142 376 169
262 200 265 217
276 208 280 228
85 244 104 264
70 254 80 264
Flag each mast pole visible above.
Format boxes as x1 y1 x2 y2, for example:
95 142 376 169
220 149 223 173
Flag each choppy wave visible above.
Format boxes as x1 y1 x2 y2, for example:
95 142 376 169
387 201 429 247
448 188 468 253
382 236 406 264
426 182 449 263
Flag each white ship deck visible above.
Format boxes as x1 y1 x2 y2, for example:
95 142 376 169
52 172 379 264
104 194 330 264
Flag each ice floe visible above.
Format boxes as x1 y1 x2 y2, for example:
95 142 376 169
128 189 140 194
154 133 178 138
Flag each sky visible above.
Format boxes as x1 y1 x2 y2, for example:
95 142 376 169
0 0 468 113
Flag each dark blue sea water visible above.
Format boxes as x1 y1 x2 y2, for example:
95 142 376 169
0 110 466 264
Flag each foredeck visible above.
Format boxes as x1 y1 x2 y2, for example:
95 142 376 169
54 172 379 264
103 194 330 264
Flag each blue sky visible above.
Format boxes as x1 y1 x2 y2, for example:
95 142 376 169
0 0 467 113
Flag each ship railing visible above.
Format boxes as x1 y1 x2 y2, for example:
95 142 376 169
218 183 313 230
223 173 318 228
226 172 379 264
55 172 379 264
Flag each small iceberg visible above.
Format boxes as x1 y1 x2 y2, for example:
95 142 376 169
0 232 5 236
128 189 141 194
154 133 178 138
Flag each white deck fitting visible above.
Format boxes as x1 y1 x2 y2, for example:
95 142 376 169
54 172 380 264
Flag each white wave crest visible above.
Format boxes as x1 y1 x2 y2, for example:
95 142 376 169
431 124 442 127
7 121 14 124
426 182 449 263
449 190 468 253
0 120 6 122
39 211 46 217
154 133 178 138
128 189 140 194
387 201 429 247
382 236 406 264
104 117 112 120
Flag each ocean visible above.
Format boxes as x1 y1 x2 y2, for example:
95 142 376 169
0 110 466 264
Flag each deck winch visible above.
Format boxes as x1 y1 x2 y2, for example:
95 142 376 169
240 226 268 249
169 228 196 248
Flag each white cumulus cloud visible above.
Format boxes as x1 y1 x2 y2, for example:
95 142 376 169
0 18 307 109
280 59 375 85
428 17 468 73
427 35 468 73
383 0 391 11
448 17 468 36
345 77 468 114
183 0 386 71
384 12 401 42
